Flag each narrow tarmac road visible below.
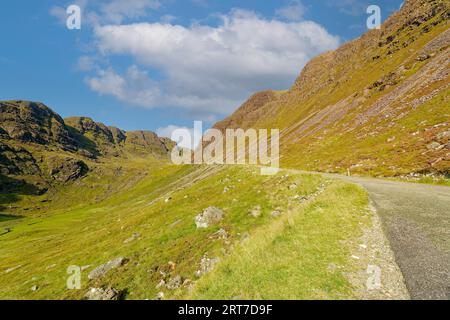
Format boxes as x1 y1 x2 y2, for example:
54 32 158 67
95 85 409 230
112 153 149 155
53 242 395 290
323 174 450 300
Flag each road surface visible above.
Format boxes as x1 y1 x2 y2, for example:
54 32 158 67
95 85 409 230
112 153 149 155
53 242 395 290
324 174 450 300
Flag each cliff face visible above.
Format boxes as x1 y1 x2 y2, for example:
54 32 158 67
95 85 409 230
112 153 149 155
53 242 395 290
211 0 450 176
0 101 174 193
0 101 75 147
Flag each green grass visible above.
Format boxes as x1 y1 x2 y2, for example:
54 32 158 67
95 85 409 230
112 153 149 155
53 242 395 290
186 181 369 300
222 9 449 178
0 160 371 300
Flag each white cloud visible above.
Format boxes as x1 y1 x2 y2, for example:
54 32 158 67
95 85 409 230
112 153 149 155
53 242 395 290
87 9 339 117
100 0 161 24
77 56 98 72
50 0 161 26
85 66 161 107
275 0 307 21
157 124 202 149
160 14 177 24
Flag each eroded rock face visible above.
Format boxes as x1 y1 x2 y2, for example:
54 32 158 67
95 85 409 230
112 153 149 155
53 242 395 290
0 142 40 176
50 158 88 183
88 257 128 280
195 207 224 228
0 101 74 147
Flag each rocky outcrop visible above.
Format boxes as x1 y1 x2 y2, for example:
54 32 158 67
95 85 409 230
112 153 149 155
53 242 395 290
0 100 176 194
65 117 175 157
0 141 40 176
85 287 122 300
0 101 75 148
88 257 128 280
195 254 220 277
0 101 175 160
195 207 225 228
49 158 88 183
125 130 174 155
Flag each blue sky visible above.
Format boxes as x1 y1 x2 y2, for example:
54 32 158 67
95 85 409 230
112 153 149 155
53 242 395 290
0 0 403 136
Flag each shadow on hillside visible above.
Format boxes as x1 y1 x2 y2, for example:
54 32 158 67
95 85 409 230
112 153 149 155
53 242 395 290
66 126 100 157
0 173 42 215
0 213 24 222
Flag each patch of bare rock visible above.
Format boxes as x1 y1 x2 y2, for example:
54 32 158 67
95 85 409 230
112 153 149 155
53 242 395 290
195 207 224 228
88 257 128 280
85 287 122 300
196 254 220 277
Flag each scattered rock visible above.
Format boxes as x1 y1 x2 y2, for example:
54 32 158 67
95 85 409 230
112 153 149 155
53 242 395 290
156 292 165 300
156 280 165 289
416 54 430 61
271 210 282 218
195 207 224 229
289 183 298 190
183 279 192 287
4 265 22 274
209 228 229 240
85 287 121 300
49 158 88 183
240 232 250 243
427 142 443 151
31 285 39 292
196 254 220 277
88 257 128 280
223 187 230 193
168 261 176 271
165 197 172 203
166 275 182 290
249 205 262 218
437 130 450 140
124 233 141 244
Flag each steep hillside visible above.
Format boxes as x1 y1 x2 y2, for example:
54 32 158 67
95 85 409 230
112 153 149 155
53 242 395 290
0 100 174 197
212 0 450 178
1 162 405 300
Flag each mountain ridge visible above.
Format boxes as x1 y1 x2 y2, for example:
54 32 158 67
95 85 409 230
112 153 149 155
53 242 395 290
211 0 449 177
0 100 175 193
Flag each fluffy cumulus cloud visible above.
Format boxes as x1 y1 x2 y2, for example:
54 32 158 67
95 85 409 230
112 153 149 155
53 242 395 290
86 9 340 117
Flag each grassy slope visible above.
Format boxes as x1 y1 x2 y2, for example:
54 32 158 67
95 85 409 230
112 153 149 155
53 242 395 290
187 181 369 300
280 19 450 177
211 1 449 179
0 158 371 300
